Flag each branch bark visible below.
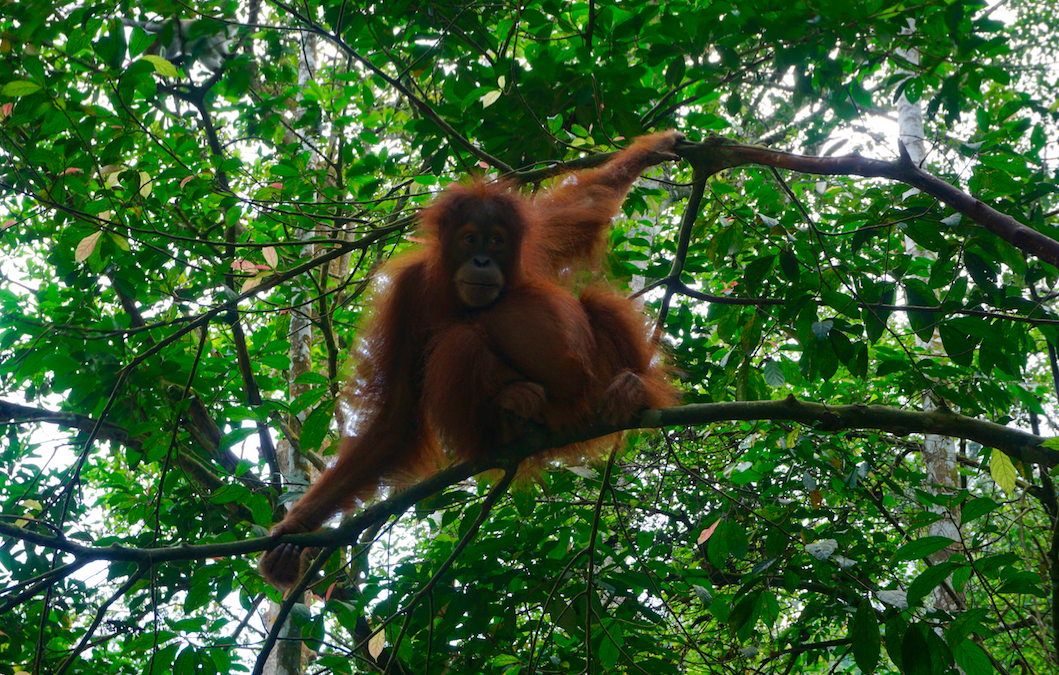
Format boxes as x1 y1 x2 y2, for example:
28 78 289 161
675 135 1059 269
3 396 1053 565
0 399 138 449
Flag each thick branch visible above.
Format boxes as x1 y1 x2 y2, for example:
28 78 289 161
642 396 1054 466
2 396 1054 565
676 136 1059 269
0 399 140 450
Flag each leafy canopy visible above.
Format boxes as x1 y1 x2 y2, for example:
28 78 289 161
2 0 1059 674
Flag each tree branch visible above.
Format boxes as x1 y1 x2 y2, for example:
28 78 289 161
675 135 1059 269
2 396 1052 566
0 399 139 450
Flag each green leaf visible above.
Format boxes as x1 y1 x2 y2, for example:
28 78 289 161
885 615 907 671
725 520 750 559
140 55 180 78
727 590 760 637
863 281 895 343
990 449 1017 494
743 254 775 295
692 585 713 607
821 290 858 318
903 77 922 103
209 484 252 505
1 81 42 96
901 623 931 675
978 336 1019 377
763 359 785 387
250 494 274 526
894 536 955 562
152 644 179 674
290 603 312 623
779 249 800 282
174 646 196 675
707 522 730 567
290 386 329 416
94 19 128 70
938 322 977 367
598 623 623 670
997 571 1047 597
299 398 337 453
903 279 938 342
964 251 998 294
902 622 954 675
811 320 833 339
849 602 880 673
849 341 869 379
492 655 520 666
961 497 999 523
109 232 130 251
952 641 994 675
907 561 960 607
665 58 686 87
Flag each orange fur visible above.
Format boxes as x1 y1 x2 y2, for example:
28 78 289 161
259 132 682 590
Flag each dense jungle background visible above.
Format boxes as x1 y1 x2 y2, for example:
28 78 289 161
4 0 1059 673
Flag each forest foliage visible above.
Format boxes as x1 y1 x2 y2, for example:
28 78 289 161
3 0 1059 673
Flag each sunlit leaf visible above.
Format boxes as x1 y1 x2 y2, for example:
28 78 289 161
140 54 179 77
990 449 1017 495
138 171 152 197
2 81 41 96
109 232 130 251
74 231 103 262
368 630 385 659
